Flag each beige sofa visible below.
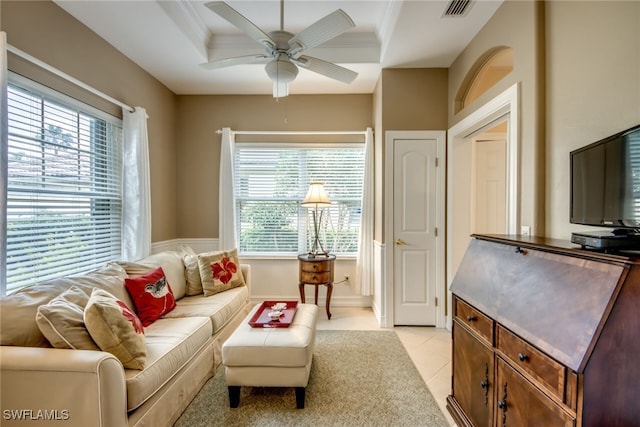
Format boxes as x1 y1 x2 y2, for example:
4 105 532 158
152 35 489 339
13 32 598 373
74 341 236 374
0 249 252 427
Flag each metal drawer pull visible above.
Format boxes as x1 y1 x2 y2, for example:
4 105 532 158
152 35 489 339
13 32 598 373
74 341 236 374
466 315 478 322
518 353 529 362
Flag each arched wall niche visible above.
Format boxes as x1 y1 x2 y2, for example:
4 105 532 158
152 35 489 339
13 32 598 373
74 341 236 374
454 46 514 114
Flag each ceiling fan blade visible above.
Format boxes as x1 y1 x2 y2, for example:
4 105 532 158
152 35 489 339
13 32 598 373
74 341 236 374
205 2 275 50
199 54 270 70
287 9 355 57
294 55 358 84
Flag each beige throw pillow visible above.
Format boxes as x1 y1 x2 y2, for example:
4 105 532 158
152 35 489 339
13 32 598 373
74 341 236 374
177 245 203 296
84 288 146 370
197 249 245 296
35 286 99 350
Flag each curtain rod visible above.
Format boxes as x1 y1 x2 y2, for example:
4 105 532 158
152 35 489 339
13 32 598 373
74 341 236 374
215 129 369 135
7 44 135 113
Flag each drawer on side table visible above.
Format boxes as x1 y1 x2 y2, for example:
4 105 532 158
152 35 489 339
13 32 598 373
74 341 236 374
300 271 331 283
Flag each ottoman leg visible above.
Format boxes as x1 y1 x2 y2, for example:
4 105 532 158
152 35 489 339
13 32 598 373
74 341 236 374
228 386 240 408
295 387 306 409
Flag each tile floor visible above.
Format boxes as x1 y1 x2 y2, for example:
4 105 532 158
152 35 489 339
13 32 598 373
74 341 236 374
316 306 456 426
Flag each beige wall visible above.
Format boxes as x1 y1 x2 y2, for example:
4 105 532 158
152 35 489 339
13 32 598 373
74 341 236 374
449 1 640 241
175 94 373 238
1 0 179 243
448 0 545 235
546 1 640 239
376 68 448 242
380 68 449 131
373 77 384 242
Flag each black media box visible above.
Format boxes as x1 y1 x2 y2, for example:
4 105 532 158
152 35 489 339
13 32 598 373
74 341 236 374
571 230 640 250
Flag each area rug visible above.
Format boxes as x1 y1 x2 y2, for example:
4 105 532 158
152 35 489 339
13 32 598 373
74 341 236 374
173 330 448 426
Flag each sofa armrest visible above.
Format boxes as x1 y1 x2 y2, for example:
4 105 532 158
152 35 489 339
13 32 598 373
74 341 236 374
240 263 251 297
0 346 128 427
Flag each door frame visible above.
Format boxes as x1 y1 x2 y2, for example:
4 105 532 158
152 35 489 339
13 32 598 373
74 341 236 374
446 82 520 330
383 130 446 328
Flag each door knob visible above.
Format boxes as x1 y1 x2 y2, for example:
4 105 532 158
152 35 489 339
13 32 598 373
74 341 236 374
395 238 407 245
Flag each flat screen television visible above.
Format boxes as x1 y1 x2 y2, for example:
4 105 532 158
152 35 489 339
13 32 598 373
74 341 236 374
570 124 640 231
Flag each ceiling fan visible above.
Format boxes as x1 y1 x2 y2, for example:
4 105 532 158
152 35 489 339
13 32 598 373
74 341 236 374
201 1 359 98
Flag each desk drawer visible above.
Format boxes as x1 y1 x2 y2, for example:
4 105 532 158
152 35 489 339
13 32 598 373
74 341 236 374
455 298 494 345
300 271 332 283
497 325 566 401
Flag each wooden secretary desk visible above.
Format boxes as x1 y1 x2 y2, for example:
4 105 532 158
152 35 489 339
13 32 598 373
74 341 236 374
447 234 640 427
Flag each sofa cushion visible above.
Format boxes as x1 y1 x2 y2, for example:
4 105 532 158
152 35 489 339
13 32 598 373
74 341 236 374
124 316 212 411
120 251 187 300
163 285 249 335
35 286 99 350
177 245 203 296
1 263 131 348
125 267 177 326
197 249 245 296
85 288 146 370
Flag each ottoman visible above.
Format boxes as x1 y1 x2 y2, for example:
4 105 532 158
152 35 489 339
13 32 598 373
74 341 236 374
221 303 319 409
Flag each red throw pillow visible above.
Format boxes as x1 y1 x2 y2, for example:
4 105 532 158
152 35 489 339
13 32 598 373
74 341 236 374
125 267 176 326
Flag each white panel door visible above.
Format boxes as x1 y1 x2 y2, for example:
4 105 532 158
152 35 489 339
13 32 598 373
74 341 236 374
393 138 438 325
474 139 507 234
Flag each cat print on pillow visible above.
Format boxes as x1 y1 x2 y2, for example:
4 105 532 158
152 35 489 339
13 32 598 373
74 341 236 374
125 267 177 326
145 276 170 298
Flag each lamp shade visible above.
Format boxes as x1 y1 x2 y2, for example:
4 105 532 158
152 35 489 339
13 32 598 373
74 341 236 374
301 182 332 207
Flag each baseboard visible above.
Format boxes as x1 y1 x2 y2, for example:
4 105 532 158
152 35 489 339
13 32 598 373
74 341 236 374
371 302 388 328
445 314 453 332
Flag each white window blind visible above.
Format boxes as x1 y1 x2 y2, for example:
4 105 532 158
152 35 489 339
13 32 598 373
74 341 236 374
235 144 365 256
5 77 123 293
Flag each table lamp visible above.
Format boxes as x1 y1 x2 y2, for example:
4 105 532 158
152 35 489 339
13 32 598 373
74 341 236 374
301 182 332 256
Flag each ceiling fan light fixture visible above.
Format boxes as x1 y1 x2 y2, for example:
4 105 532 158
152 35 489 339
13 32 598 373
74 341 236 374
265 54 298 97
273 80 289 98
265 55 298 84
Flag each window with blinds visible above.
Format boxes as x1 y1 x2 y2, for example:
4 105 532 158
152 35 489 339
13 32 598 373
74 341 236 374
5 77 123 293
235 144 365 256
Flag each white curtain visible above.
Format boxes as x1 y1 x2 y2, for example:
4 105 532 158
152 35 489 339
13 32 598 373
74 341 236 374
355 127 374 295
122 107 151 261
218 127 237 250
1 32 8 295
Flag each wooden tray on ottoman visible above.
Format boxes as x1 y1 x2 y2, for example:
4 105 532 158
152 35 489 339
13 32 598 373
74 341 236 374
248 301 299 328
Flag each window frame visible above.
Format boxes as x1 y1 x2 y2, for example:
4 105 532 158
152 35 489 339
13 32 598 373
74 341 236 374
3 73 123 294
234 141 365 258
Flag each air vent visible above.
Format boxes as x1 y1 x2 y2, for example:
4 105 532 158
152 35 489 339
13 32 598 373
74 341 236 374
443 0 473 17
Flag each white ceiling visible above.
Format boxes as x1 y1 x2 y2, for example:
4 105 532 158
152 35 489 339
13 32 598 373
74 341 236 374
54 0 503 96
